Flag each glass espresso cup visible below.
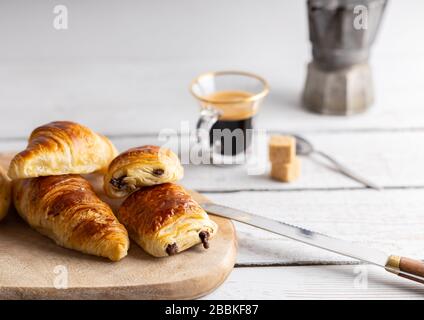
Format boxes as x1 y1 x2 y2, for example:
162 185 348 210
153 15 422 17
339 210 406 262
190 71 269 165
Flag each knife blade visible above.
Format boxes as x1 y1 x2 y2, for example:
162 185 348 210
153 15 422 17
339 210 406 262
201 202 424 284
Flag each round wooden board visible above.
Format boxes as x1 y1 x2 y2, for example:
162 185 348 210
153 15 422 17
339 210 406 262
0 153 237 300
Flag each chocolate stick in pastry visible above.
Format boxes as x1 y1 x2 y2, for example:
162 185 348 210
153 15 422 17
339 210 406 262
118 183 217 257
104 145 183 198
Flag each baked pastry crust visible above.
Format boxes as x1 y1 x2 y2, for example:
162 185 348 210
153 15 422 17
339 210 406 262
13 175 129 261
104 145 183 198
0 166 11 222
118 183 217 257
8 121 118 179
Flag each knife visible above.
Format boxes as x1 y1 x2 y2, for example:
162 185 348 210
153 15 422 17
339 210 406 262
200 201 424 284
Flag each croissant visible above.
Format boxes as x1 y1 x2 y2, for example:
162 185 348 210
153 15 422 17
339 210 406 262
118 183 218 257
13 175 129 261
0 166 11 222
104 145 183 198
8 121 118 179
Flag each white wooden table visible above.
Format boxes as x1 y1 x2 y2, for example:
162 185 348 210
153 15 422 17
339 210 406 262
1 0 424 299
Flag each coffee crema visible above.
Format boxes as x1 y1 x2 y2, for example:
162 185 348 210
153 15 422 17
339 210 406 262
202 90 257 156
202 90 257 121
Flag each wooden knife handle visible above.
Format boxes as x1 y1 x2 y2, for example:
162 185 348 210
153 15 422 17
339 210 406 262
386 255 424 284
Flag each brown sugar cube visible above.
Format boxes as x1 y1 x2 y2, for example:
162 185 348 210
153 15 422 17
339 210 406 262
270 157 301 182
269 135 296 164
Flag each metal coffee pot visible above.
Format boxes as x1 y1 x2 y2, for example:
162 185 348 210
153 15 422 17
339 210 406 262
303 0 388 115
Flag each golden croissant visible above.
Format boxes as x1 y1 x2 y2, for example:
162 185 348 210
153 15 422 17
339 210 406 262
104 145 183 198
0 166 11 222
118 183 218 257
8 121 118 179
13 175 129 261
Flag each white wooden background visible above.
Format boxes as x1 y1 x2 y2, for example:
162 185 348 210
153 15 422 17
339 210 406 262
1 0 424 299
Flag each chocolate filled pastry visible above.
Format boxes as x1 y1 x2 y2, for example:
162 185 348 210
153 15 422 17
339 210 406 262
104 145 184 198
13 175 129 261
8 121 118 179
0 166 11 222
118 183 218 257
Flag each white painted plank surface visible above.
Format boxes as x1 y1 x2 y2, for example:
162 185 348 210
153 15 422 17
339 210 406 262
2 141 420 266
208 189 424 265
204 265 424 299
1 0 424 137
178 131 424 191
1 55 424 138
2 133 423 265
2 131 424 191
1 0 424 300
1 1 424 136
1 0 422 62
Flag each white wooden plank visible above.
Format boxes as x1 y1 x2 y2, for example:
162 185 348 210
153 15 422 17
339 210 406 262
2 0 423 299
207 189 424 265
2 131 424 191
2 147 417 267
1 1 424 137
1 0 422 61
204 265 424 300
1 55 424 138
2 135 424 265
178 130 424 191
0 0 310 61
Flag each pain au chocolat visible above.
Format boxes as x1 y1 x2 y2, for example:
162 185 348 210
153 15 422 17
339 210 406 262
8 121 118 179
117 183 218 257
104 145 184 198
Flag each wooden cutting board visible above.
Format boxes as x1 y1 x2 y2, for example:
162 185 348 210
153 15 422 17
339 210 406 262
0 153 237 300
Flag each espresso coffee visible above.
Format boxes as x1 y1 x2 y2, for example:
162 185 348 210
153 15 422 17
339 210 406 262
203 90 257 156
209 117 253 156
